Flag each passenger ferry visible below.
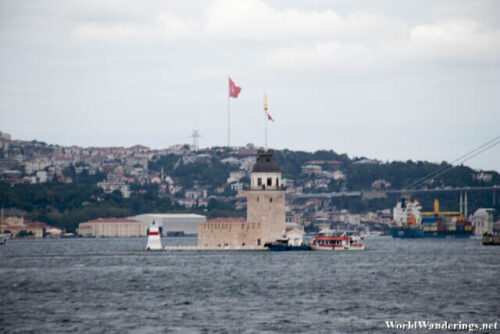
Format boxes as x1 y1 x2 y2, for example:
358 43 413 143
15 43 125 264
309 230 365 251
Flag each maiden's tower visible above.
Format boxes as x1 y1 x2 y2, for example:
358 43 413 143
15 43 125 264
198 150 285 248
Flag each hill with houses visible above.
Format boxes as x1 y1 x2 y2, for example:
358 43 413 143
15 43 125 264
1 131 499 233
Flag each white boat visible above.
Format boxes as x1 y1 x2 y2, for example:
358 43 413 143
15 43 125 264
0 233 10 245
309 229 365 251
0 208 9 245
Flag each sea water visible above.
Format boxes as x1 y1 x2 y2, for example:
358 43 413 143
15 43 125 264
1 237 499 333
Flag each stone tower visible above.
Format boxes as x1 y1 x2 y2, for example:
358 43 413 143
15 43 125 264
246 150 286 244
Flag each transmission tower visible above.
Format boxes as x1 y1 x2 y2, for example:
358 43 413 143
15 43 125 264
190 130 200 151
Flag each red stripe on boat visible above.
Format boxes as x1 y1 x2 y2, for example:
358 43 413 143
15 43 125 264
149 231 159 236
315 236 349 241
314 244 344 248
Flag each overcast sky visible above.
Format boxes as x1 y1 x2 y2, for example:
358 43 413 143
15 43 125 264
1 0 499 171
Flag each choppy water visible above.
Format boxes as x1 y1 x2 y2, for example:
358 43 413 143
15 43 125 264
1 237 499 333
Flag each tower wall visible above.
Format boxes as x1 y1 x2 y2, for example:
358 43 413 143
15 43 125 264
246 190 286 243
251 172 281 190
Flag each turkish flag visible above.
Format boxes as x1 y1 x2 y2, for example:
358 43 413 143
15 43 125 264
267 112 274 121
229 77 241 98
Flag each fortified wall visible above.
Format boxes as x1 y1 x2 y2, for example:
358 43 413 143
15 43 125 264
198 218 262 248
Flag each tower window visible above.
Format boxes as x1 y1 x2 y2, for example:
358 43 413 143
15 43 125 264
270 198 272 203
267 178 272 186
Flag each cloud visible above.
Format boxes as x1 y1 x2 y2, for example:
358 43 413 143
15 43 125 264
72 10 199 43
71 0 406 45
409 19 500 62
265 42 375 70
205 0 406 43
70 0 500 69
265 20 500 70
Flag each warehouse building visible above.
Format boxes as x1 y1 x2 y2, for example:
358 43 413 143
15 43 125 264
78 218 147 237
132 213 206 236
78 214 207 237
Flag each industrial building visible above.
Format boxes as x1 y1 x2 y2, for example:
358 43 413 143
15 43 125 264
78 213 206 237
132 213 206 236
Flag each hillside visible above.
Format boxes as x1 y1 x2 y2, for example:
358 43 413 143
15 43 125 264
1 136 499 232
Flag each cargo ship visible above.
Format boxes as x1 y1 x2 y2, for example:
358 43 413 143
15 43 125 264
390 197 473 238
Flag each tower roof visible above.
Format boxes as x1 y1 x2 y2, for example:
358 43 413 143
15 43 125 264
252 150 280 173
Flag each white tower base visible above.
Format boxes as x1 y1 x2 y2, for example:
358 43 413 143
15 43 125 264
146 221 162 251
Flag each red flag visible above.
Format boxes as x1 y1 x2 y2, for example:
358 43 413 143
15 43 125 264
267 112 274 121
229 77 241 98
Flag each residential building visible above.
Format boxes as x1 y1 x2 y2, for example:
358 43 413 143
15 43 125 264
301 164 322 176
78 218 147 237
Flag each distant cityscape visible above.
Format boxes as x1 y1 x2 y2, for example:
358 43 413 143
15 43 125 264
1 130 498 238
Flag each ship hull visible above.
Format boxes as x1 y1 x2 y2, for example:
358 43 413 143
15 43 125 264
482 234 500 245
266 244 310 251
391 227 425 238
391 227 472 238
309 244 365 251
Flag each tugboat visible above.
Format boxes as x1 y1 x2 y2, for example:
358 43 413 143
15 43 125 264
309 229 365 251
482 233 500 246
265 237 310 251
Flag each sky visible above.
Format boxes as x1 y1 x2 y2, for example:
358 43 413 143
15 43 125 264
1 0 499 171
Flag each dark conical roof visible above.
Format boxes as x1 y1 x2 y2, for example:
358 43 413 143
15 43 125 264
252 150 281 173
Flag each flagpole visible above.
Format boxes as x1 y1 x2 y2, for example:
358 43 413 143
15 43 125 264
264 93 268 151
227 77 230 148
